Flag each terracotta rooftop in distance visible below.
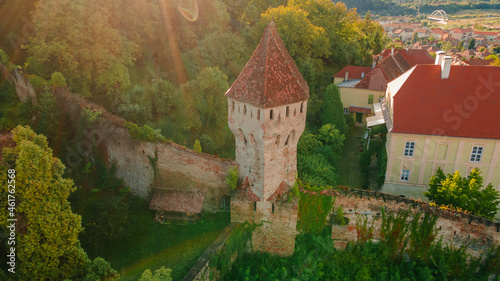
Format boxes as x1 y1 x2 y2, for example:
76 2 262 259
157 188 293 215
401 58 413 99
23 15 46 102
356 52 412 90
465 58 494 66
225 21 309 108
333 66 372 79
379 49 434 66
389 65 500 139
149 188 205 213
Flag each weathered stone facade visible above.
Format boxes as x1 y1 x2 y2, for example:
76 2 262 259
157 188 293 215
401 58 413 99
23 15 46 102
231 199 299 256
228 100 307 201
226 21 309 256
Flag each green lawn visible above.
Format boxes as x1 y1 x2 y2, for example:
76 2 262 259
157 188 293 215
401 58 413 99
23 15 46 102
85 209 230 280
336 126 365 189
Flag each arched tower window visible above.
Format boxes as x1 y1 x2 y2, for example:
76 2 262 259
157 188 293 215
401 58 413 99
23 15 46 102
300 102 304 113
238 128 247 145
248 133 255 145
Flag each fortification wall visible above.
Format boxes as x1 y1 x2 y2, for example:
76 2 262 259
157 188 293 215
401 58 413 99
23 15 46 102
231 200 299 256
300 188 500 255
52 88 236 211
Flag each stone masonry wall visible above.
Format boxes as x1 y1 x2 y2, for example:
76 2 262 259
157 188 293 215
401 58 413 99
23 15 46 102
231 199 299 256
52 88 236 211
319 188 500 255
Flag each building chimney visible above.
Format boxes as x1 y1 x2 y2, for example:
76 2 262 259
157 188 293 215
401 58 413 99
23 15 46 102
391 46 394 55
344 70 349 81
441 56 452 79
435 51 445 65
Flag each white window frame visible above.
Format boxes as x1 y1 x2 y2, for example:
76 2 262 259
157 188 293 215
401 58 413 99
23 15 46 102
469 146 483 162
403 141 415 157
400 169 410 182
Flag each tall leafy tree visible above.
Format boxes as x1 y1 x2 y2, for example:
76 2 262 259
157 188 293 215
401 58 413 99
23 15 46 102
320 84 348 136
26 0 137 97
0 126 86 279
260 5 331 63
184 67 229 143
425 168 500 220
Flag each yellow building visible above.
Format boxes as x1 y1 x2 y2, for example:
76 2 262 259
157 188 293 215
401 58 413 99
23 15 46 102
336 49 434 124
339 87 384 123
369 53 500 204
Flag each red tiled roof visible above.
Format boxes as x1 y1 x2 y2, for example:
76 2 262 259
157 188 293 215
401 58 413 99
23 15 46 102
390 65 500 139
333 66 372 79
474 31 499 36
356 52 411 90
379 49 434 66
465 58 494 66
349 106 371 114
149 188 206 214
225 21 309 108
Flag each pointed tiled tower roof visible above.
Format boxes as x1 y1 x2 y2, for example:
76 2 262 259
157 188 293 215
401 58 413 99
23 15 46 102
225 21 309 108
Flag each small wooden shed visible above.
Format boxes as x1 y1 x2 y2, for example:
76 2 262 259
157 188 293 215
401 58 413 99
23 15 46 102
149 188 206 222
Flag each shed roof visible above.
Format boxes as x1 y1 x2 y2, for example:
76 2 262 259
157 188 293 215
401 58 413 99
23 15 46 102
149 188 206 214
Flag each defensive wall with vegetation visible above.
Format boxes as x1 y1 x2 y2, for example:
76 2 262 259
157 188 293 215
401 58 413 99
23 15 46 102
3 64 237 211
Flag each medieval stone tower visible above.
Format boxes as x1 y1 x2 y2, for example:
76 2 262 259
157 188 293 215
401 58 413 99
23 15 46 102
226 21 309 256
226 21 309 201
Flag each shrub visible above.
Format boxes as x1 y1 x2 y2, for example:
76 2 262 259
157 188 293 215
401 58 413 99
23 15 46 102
225 166 239 190
50 71 67 88
123 121 166 143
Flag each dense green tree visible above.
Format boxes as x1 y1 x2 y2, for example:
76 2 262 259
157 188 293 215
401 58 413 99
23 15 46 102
240 0 287 25
320 84 348 135
260 5 331 63
26 0 137 97
425 168 500 219
182 31 249 81
116 85 153 124
0 126 101 280
139 266 172 281
199 134 216 155
468 38 476 50
50 71 67 88
184 67 229 142
35 87 63 149
83 257 119 281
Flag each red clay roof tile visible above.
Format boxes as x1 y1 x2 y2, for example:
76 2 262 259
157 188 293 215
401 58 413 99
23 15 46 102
225 21 309 108
391 65 500 139
333 66 372 79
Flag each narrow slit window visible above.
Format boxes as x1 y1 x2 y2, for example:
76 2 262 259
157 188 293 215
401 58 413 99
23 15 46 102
257 109 260 120
232 101 235 112
272 203 275 214
286 106 290 117
285 135 290 146
243 105 247 115
300 102 303 113
270 109 274 120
